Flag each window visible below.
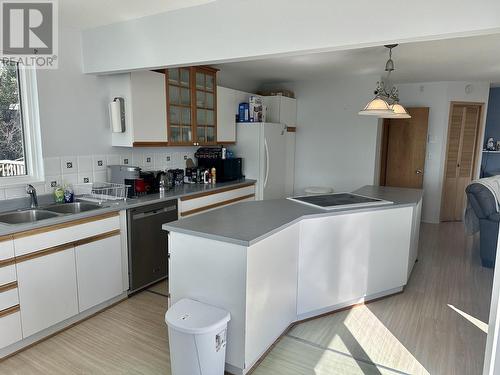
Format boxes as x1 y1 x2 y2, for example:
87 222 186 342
0 62 43 186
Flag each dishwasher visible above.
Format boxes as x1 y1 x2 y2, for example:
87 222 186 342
127 199 178 293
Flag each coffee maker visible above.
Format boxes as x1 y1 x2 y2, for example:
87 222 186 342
108 165 158 197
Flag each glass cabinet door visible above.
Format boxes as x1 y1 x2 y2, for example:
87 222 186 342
167 68 193 144
194 68 217 145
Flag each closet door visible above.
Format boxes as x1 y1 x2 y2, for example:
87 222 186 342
441 103 482 221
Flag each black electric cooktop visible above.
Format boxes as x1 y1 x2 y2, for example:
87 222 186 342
288 193 393 210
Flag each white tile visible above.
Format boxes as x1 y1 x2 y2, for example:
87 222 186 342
154 153 167 170
45 175 62 193
121 154 133 166
92 155 107 172
0 189 5 200
32 183 46 194
61 173 78 186
106 154 121 166
132 153 145 167
93 170 107 183
143 154 154 169
61 156 77 174
77 172 93 184
43 156 61 176
4 186 27 199
77 155 93 173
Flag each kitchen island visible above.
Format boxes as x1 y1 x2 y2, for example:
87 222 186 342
163 185 423 375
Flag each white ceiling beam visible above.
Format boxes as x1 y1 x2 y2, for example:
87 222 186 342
81 0 500 74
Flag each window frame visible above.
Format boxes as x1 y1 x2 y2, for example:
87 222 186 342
0 64 44 187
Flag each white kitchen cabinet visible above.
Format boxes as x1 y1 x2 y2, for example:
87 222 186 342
107 71 167 147
407 199 422 279
179 183 255 218
216 86 255 144
16 248 79 338
217 86 237 143
0 311 22 349
245 223 299 368
263 96 297 126
75 233 123 312
297 207 413 318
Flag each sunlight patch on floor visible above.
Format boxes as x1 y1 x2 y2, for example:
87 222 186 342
290 304 430 375
448 304 488 333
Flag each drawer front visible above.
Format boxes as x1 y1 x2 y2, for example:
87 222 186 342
0 239 14 261
180 185 255 215
182 195 255 218
14 215 120 257
0 265 16 285
0 288 19 311
0 310 22 349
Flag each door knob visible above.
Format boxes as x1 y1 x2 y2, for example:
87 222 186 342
416 169 423 174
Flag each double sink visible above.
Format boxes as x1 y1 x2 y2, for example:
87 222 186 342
0 202 108 225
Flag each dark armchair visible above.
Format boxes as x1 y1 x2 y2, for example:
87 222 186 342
466 183 500 268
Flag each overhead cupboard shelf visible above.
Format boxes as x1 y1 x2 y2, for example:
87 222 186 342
107 68 298 147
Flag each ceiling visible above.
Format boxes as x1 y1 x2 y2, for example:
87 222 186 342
216 33 500 86
60 0 215 29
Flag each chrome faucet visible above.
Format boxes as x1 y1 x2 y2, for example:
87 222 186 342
26 184 38 209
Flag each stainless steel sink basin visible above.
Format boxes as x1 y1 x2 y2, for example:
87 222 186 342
0 209 61 225
43 202 104 214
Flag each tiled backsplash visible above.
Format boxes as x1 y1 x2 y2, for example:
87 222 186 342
0 150 195 200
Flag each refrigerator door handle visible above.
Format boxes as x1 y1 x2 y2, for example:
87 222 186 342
264 138 270 188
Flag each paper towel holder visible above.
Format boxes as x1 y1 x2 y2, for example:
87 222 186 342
110 97 125 133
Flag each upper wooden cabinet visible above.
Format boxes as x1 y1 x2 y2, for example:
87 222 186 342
166 66 218 146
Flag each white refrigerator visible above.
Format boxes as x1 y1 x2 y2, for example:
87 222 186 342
232 122 295 200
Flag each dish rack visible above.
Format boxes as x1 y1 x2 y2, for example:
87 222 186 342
74 182 129 203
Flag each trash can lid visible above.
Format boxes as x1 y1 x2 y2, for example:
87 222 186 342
165 298 231 335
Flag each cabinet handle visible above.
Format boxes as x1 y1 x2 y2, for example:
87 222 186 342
0 304 20 318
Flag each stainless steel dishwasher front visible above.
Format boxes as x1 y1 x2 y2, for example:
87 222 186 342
127 199 178 293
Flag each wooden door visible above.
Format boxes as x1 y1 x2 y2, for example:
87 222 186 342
441 103 483 221
166 67 194 146
380 107 429 188
194 67 218 145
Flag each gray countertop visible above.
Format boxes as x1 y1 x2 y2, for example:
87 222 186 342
163 185 423 246
0 179 255 237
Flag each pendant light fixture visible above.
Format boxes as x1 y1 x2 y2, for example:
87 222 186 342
358 44 411 119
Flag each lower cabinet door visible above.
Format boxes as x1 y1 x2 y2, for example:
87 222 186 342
0 310 22 349
17 248 79 338
75 234 123 312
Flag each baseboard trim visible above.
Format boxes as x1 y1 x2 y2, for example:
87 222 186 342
225 286 405 375
0 292 128 361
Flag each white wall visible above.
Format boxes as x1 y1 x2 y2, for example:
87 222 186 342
397 81 491 223
37 27 113 157
266 76 380 194
81 0 500 74
0 26 198 199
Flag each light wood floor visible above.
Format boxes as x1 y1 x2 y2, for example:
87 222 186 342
0 223 493 375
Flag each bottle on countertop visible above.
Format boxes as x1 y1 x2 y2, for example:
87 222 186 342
54 185 65 203
211 167 216 184
203 169 210 184
221 146 227 160
63 184 74 203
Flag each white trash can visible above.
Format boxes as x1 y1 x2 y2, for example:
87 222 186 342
165 298 231 375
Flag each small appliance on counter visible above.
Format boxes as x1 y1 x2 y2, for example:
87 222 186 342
195 147 243 182
108 165 167 197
